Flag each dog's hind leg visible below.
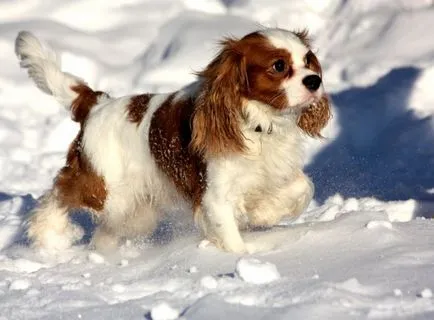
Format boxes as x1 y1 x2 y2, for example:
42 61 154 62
91 201 159 252
26 190 83 251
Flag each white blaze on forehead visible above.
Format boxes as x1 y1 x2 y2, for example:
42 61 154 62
260 29 308 66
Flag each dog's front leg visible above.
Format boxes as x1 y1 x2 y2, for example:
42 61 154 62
197 191 246 253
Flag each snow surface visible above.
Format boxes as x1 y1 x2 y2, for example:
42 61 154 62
1 0 434 319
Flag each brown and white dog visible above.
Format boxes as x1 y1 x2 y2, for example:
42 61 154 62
15 28 330 253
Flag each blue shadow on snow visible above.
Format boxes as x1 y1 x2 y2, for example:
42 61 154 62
307 67 434 214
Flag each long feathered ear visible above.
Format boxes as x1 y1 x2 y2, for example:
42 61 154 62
297 95 331 137
190 39 247 158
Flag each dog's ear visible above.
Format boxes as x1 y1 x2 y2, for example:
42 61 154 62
297 95 331 137
190 38 248 158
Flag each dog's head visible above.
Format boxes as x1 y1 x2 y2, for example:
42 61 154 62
191 28 331 157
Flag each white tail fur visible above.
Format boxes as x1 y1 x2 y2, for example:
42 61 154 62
15 31 86 109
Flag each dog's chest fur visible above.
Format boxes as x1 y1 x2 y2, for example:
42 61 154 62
206 112 304 210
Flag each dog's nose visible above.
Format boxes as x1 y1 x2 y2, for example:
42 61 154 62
302 75 322 92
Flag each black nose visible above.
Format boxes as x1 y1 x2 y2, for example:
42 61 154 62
302 75 322 92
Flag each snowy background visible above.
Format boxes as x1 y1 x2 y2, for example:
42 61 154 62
1 0 434 319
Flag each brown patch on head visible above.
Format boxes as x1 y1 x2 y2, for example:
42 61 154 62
127 94 153 125
149 94 206 205
298 96 331 137
70 84 106 123
54 130 107 212
233 32 293 111
191 38 249 157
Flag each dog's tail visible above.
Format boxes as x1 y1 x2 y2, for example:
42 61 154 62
15 31 109 122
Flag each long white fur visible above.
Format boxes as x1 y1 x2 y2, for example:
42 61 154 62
18 29 321 254
15 31 85 109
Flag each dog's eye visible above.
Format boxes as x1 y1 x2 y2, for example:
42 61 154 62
272 59 286 73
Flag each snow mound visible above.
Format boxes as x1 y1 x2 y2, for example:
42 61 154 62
8 278 31 291
150 302 180 320
235 258 280 285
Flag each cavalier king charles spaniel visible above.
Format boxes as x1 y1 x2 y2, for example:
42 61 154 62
15 28 330 253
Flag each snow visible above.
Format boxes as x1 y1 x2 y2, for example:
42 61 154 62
200 275 218 289
365 220 393 230
419 288 433 299
188 266 198 274
87 252 106 264
119 259 129 267
149 302 180 320
235 258 281 284
1 0 434 319
8 279 32 291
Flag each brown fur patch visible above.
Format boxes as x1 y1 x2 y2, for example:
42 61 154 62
149 93 206 205
223 32 294 111
70 84 106 123
127 94 152 124
54 130 107 212
191 39 248 157
298 96 331 137
54 84 108 211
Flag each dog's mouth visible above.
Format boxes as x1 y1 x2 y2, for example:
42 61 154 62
281 96 322 115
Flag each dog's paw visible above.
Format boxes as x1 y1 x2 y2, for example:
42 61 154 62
90 227 120 253
198 237 248 254
27 223 83 252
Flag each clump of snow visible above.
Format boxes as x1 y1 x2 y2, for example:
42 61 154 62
418 288 433 299
88 252 105 264
119 259 129 267
235 258 280 285
197 239 210 249
200 276 218 289
9 279 31 291
365 220 393 230
150 302 179 320
394 288 403 297
112 284 126 293
188 266 198 274
0 258 47 273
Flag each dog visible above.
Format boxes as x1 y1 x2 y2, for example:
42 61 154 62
15 28 330 253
